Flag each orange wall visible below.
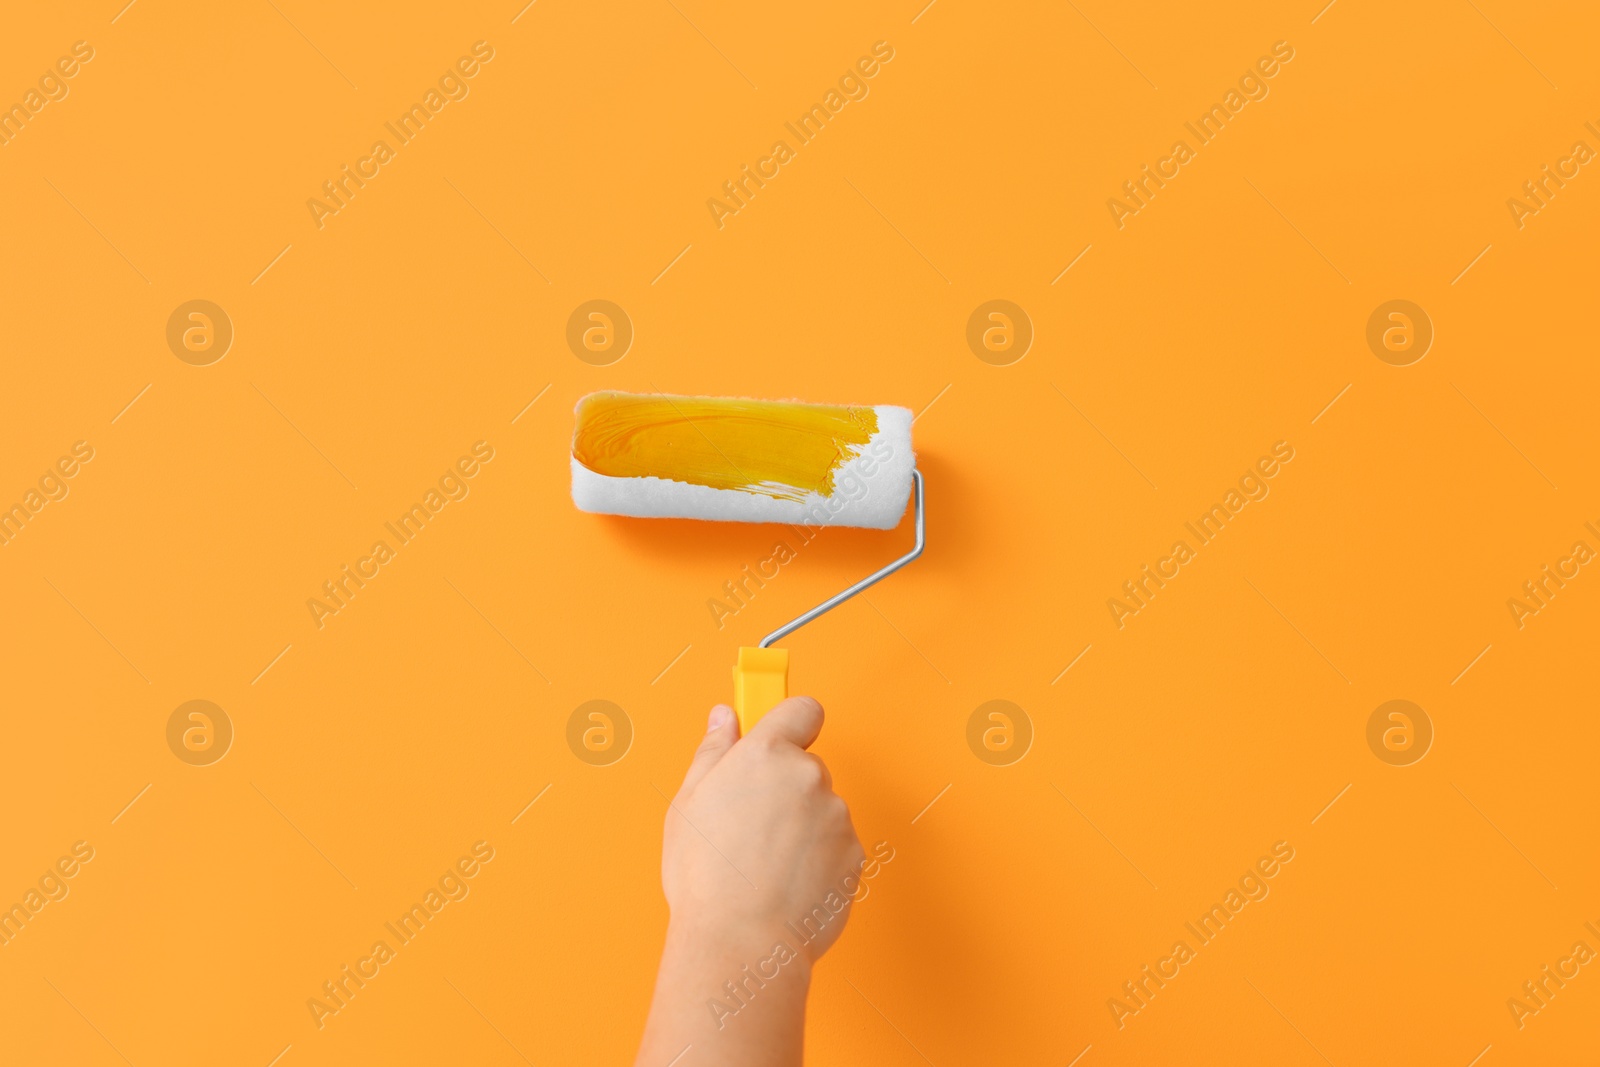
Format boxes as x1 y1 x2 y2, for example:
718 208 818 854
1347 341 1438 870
1 1 1597 1064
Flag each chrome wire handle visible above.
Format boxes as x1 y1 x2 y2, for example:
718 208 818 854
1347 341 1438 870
759 469 925 648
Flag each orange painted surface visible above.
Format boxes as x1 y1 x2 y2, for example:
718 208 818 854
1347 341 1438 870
573 391 878 500
2 2 1598 1066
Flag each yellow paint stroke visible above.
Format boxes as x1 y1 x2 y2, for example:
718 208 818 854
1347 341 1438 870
573 392 877 501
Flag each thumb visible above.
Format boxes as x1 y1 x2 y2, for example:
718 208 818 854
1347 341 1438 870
745 695 824 751
677 704 740 796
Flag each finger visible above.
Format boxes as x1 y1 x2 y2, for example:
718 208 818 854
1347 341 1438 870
802 751 833 791
677 704 740 796
746 695 824 750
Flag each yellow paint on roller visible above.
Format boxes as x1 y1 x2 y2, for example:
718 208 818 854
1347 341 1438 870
572 392 877 501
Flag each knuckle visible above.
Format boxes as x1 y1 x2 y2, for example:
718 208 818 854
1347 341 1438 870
795 757 825 789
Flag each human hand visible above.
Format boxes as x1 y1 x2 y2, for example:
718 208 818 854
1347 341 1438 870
662 696 866 966
635 696 866 1067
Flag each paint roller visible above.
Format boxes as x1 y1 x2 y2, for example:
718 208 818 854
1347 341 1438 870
570 390 924 732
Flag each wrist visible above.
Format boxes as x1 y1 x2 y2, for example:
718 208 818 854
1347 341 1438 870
638 912 813 1067
664 912 815 988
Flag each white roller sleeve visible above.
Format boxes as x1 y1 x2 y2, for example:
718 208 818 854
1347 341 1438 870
571 404 914 529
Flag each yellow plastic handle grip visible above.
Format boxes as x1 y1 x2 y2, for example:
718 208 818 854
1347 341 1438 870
732 647 789 734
